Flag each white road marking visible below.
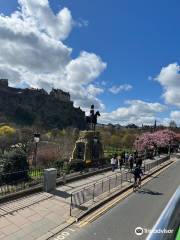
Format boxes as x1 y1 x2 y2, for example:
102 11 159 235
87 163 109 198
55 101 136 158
53 228 76 240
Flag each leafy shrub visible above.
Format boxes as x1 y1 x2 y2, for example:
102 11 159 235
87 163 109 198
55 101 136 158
0 149 29 183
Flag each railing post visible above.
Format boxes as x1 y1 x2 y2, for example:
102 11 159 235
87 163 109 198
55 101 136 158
70 193 72 216
109 178 111 192
121 173 123 187
129 173 132 183
92 184 95 202
115 174 117 187
82 188 85 204
102 180 103 193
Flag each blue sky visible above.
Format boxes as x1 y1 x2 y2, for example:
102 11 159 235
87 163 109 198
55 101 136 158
0 0 180 125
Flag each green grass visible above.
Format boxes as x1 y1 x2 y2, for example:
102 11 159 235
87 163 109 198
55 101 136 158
28 169 43 179
103 147 133 157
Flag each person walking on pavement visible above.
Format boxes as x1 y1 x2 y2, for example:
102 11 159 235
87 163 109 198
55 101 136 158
129 154 134 172
136 156 142 167
117 155 123 171
121 151 125 164
111 155 116 172
125 152 129 169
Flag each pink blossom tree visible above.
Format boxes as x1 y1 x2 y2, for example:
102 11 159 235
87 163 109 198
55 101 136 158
134 130 177 152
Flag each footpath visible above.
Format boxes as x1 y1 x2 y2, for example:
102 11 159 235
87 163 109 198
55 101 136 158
0 157 173 240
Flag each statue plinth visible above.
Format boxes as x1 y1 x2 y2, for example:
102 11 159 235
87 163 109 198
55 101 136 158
70 130 104 166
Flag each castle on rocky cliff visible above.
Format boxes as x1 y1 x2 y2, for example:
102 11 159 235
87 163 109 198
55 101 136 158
0 79 85 129
0 79 71 103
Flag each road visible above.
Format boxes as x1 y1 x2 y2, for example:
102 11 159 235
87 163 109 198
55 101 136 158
52 159 180 240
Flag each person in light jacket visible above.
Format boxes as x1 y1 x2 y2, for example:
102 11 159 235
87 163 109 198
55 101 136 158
111 155 116 172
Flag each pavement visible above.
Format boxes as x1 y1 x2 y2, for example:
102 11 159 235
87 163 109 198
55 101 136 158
0 157 171 240
56 157 180 240
0 164 131 240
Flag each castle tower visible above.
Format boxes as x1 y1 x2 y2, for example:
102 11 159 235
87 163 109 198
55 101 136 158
0 79 8 88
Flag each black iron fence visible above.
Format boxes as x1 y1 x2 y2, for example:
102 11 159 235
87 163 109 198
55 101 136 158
0 165 111 198
70 155 170 216
0 168 44 196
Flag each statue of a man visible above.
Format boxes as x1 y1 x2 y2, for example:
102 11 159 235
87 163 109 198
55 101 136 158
90 104 94 118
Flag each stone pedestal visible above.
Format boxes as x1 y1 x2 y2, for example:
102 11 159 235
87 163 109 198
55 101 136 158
70 131 104 166
44 168 57 192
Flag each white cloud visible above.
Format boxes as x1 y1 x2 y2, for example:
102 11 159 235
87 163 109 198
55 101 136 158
155 63 180 107
87 84 104 96
65 51 106 86
18 0 73 40
109 84 132 94
0 0 107 110
170 111 180 124
100 100 166 125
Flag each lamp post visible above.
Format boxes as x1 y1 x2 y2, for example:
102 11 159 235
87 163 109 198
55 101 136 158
33 133 40 167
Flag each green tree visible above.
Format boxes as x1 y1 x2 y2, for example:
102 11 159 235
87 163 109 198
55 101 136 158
121 133 135 149
110 135 120 148
0 126 17 153
1 149 29 182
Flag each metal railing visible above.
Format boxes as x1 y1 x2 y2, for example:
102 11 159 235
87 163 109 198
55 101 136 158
147 186 180 240
0 168 44 196
0 164 112 198
0 155 170 199
70 171 132 215
70 155 170 216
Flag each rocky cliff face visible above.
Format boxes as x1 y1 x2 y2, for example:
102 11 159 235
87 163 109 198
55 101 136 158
0 80 86 129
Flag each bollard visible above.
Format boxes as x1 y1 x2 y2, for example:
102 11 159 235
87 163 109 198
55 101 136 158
44 168 57 193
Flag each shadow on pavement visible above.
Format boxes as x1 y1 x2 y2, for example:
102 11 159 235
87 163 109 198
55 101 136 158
76 205 88 211
52 189 71 199
138 188 163 195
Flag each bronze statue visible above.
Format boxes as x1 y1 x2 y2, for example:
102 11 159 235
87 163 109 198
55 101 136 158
86 105 100 131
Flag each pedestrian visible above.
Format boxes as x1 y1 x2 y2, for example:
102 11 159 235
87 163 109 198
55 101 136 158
121 151 125 164
136 157 142 167
134 150 138 164
125 152 129 169
111 155 116 172
129 154 134 172
114 153 118 169
117 155 123 170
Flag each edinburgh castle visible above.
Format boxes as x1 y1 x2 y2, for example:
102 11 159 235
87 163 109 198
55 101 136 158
0 79 86 129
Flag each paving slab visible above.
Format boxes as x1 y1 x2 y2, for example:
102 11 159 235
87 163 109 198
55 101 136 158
0 156 169 240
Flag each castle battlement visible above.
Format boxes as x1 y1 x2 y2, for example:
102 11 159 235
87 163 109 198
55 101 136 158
0 79 71 103
50 88 70 102
0 79 8 88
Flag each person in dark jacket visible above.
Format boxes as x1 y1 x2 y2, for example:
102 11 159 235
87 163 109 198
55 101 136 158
129 154 134 172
